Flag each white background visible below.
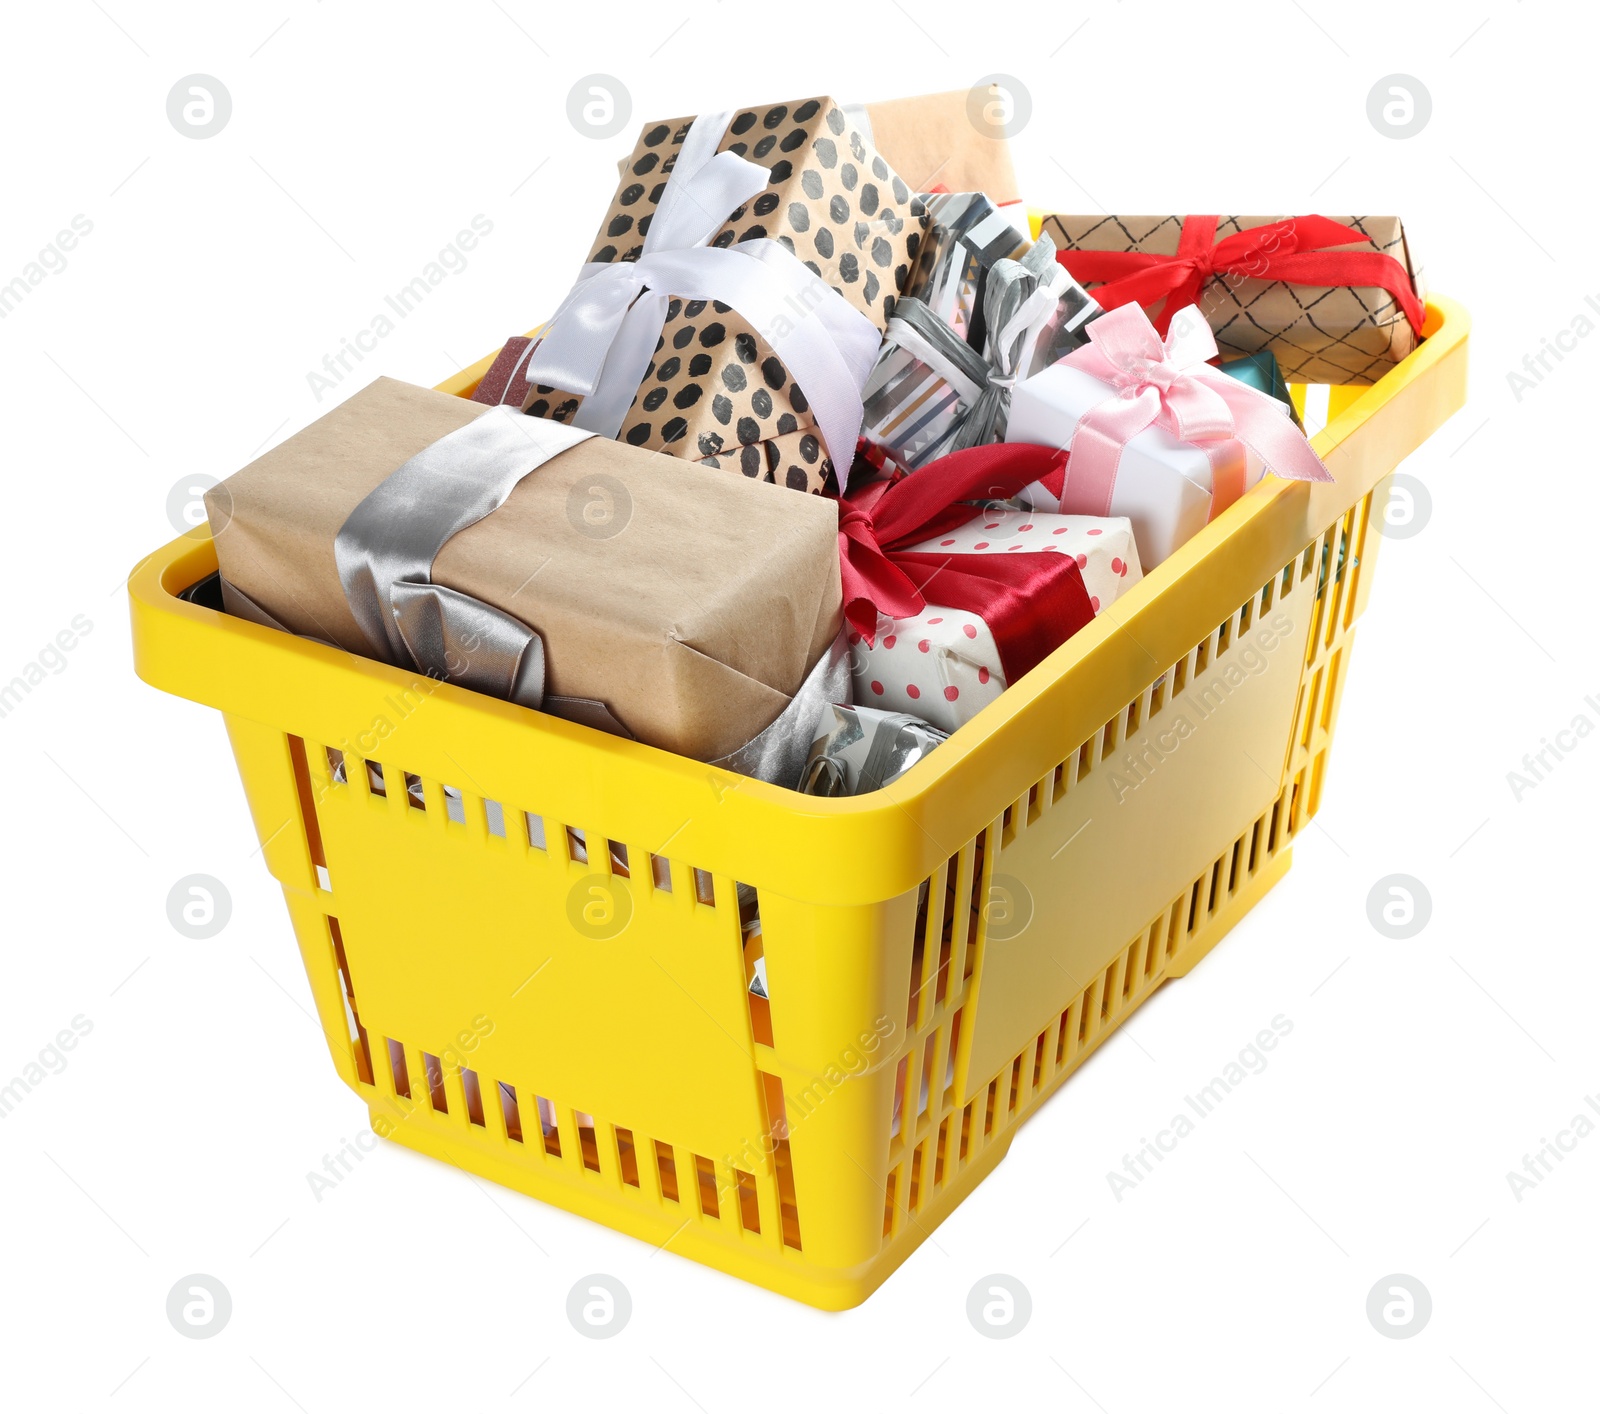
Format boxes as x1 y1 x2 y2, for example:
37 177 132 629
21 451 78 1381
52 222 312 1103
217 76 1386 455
3 1 1596 1408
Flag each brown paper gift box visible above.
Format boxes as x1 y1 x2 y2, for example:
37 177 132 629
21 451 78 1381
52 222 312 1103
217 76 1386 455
608 91 1022 205
204 377 842 762
852 88 1020 204
519 96 923 493
1038 214 1424 385
479 324 857 497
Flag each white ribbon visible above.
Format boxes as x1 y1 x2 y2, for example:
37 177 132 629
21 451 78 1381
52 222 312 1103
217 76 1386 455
880 305 987 405
524 110 883 472
990 266 1074 371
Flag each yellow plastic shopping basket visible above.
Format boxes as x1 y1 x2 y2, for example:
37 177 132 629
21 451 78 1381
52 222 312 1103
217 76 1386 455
129 282 1468 1309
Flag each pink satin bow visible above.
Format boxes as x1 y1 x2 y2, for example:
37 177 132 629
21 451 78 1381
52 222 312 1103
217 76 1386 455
1054 302 1332 517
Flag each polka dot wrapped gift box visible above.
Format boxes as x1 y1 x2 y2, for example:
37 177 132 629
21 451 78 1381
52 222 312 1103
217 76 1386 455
851 506 1142 732
473 96 922 497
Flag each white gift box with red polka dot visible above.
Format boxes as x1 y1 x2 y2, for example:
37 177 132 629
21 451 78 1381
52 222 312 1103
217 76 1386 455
848 508 1142 732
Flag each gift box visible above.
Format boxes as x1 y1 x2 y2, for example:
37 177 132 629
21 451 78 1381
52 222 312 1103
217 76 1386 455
849 508 1141 730
843 89 1021 204
1219 350 1300 426
1009 360 1255 567
861 222 1099 473
799 702 948 796
1040 214 1426 385
204 377 844 770
477 334 863 498
907 507 1142 614
838 443 1100 734
903 192 1032 346
471 333 537 409
858 192 1028 472
1006 302 1331 568
609 91 1024 206
509 97 924 494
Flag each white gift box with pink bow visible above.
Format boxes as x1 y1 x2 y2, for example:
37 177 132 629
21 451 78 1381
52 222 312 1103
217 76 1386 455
1005 303 1332 567
849 508 1142 732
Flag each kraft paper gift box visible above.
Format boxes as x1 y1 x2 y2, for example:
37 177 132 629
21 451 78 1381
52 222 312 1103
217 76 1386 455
474 334 845 496
502 96 924 496
1040 214 1426 385
849 509 1141 732
603 91 1022 207
204 377 843 767
843 88 1021 204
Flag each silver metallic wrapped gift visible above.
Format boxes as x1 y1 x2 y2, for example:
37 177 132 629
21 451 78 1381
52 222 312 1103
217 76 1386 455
860 201 1102 473
859 193 1026 470
800 703 949 796
904 192 1033 349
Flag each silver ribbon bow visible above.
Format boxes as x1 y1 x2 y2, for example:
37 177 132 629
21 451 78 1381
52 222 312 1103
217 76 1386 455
333 408 630 737
523 110 883 472
330 406 852 784
954 233 1088 448
882 232 1099 454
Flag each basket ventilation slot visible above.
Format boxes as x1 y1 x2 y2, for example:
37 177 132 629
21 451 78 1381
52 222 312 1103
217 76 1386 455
877 535 1342 1249
353 1012 801 1248
313 754 734 911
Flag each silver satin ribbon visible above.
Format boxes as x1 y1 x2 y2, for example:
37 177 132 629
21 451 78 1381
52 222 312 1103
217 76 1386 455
330 406 851 783
522 110 882 471
332 408 629 735
886 297 991 396
708 629 851 790
954 233 1079 448
879 232 1084 454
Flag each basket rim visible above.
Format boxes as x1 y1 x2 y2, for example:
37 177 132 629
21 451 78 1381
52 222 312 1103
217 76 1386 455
128 296 1468 903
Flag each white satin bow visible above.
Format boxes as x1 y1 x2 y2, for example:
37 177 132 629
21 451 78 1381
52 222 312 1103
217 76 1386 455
523 110 882 472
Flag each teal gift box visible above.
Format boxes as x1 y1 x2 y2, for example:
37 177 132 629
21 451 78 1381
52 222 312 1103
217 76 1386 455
1218 350 1301 428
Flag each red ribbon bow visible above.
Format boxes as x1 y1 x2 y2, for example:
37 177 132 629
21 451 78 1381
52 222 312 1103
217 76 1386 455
837 444 1096 686
1057 215 1426 339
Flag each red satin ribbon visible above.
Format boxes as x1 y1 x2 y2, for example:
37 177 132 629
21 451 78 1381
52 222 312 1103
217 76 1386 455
1058 215 1426 339
837 444 1095 686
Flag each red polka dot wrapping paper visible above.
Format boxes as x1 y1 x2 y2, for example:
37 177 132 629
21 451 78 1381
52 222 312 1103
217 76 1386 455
848 508 1142 733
